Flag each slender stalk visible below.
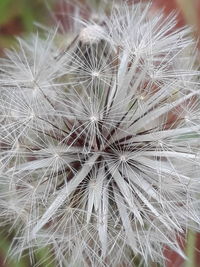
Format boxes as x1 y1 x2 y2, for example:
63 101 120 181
185 230 197 267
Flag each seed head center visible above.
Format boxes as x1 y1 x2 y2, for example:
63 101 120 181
90 115 98 123
92 71 100 77
120 155 127 162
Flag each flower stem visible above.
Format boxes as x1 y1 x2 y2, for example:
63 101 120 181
185 230 197 267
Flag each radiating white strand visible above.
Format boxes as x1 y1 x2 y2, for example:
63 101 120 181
30 154 98 239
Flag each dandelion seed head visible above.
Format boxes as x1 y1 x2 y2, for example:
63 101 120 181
0 1 200 267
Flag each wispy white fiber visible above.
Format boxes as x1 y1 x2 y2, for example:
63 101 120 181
0 1 200 266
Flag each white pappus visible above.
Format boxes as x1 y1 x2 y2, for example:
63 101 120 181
0 1 200 266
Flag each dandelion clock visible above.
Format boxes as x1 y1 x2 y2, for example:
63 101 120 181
0 1 200 266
